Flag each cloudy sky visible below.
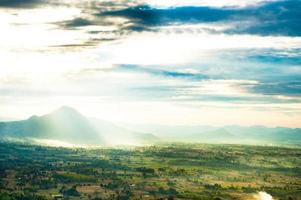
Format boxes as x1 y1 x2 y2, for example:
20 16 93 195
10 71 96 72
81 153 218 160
0 0 300 127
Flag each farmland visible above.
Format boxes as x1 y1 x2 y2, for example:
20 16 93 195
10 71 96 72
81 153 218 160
0 142 300 200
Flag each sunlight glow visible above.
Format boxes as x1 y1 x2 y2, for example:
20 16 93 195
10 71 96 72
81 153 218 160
254 191 273 200
33 139 81 148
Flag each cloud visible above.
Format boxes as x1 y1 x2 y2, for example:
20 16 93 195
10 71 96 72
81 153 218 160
63 17 94 28
0 0 44 8
126 75 301 105
1 0 301 127
251 81 301 96
118 65 208 80
97 31 301 66
100 5 236 25
247 49 301 65
100 0 301 36
146 0 281 8
231 0 301 36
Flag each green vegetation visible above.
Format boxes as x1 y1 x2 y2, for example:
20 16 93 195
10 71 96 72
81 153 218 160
0 142 300 199
53 172 97 183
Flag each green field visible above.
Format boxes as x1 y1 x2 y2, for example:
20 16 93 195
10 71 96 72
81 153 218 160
0 142 300 200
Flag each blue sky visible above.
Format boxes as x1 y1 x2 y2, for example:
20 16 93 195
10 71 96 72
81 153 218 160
0 0 300 127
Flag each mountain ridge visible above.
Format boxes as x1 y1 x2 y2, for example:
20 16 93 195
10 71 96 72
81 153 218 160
1 107 300 146
120 123 301 145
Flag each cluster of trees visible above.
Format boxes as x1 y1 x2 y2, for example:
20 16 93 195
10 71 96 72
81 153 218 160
60 185 80 197
0 192 46 200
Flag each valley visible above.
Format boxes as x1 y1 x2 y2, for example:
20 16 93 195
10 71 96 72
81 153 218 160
0 142 300 200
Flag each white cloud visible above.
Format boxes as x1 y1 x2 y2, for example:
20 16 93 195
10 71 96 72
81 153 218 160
98 31 301 65
190 79 258 96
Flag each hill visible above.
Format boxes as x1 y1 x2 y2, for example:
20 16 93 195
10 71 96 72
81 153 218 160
0 106 157 146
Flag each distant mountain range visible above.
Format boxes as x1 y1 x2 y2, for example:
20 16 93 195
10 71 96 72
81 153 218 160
0 106 300 147
0 106 158 146
121 124 301 146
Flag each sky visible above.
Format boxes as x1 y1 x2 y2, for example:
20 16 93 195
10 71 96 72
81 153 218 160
0 0 301 127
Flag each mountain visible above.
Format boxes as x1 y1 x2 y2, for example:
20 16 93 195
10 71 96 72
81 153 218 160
190 128 236 141
168 128 238 143
225 126 301 144
0 106 158 146
1 107 300 146
121 124 301 145
89 118 158 146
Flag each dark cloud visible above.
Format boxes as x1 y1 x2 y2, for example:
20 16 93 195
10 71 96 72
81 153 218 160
0 0 45 7
3 0 300 37
100 0 301 36
101 5 235 25
49 17 121 49
64 18 94 28
251 81 301 96
231 0 301 36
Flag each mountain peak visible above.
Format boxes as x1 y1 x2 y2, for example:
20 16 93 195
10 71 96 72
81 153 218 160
46 106 86 121
52 106 80 115
57 105 77 112
28 115 39 120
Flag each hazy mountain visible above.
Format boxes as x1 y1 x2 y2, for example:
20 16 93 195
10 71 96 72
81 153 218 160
1 107 300 146
224 126 301 144
0 106 158 146
121 124 301 145
190 128 235 140
89 118 158 146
